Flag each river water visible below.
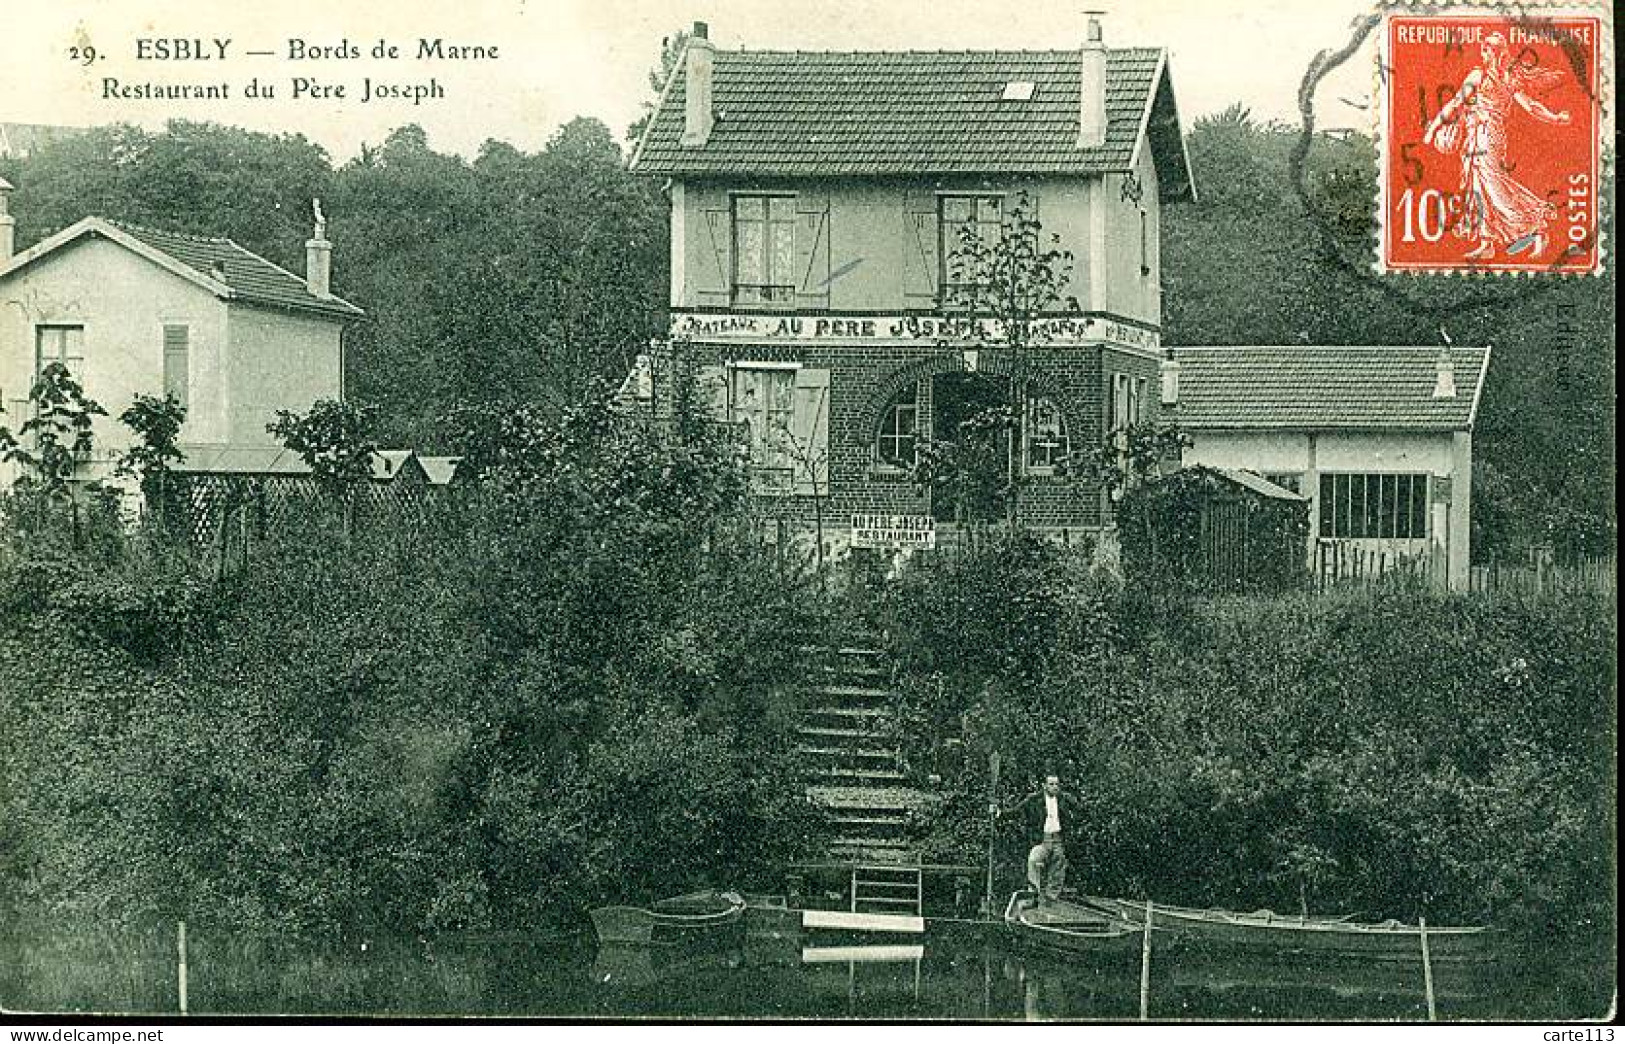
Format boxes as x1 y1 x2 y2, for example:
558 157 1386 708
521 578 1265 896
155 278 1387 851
2 923 1612 1020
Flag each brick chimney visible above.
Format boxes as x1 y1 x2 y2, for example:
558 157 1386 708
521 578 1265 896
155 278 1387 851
0 176 15 264
305 198 332 298
1433 344 1456 399
681 21 716 147
1077 13 1108 149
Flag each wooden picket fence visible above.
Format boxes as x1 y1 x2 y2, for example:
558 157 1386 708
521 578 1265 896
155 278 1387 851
1467 554 1616 597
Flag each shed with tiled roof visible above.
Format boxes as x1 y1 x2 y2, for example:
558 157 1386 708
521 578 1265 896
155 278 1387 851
1171 346 1489 431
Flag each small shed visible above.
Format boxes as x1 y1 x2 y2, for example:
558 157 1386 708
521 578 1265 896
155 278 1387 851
1117 465 1310 592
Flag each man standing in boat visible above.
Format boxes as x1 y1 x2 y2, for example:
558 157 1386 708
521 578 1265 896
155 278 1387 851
997 773 1083 905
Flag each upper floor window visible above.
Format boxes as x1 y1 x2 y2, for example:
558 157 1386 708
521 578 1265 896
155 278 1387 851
939 194 1003 299
1024 397 1068 471
1319 473 1429 540
733 195 797 307
163 325 190 411
36 325 84 381
876 387 919 470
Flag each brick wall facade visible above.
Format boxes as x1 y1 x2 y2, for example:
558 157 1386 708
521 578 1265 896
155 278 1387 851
650 334 1163 535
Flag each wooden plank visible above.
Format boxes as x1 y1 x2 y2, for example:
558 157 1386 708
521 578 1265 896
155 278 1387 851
802 944 925 963
803 910 925 933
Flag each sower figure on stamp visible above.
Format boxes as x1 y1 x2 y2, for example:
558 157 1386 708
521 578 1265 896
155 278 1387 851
995 773 1082 905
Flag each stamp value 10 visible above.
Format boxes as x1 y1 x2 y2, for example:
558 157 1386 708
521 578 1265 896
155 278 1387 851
1380 10 1607 275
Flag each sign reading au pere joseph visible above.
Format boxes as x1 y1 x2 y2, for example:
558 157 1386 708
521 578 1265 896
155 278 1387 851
671 312 1161 353
851 514 936 550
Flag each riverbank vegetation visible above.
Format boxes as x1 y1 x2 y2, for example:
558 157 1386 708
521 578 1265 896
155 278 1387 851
884 532 1615 946
0 389 826 937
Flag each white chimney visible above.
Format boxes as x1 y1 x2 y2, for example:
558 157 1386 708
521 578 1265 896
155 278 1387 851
1077 13 1108 149
681 22 716 148
1433 345 1456 399
305 198 332 298
0 176 15 264
1160 355 1181 407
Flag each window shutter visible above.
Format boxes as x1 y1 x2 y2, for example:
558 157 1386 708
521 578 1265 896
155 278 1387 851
692 195 733 308
901 189 939 305
790 367 830 495
163 325 190 411
695 364 730 421
794 190 831 310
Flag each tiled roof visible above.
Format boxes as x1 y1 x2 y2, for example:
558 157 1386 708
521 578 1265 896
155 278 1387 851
632 48 1191 193
1218 468 1308 502
107 220 363 319
1173 346 1490 431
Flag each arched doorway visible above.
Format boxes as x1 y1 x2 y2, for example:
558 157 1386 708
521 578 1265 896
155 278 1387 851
928 371 1012 523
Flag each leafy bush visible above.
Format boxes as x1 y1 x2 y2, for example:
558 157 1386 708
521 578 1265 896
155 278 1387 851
896 577 1614 943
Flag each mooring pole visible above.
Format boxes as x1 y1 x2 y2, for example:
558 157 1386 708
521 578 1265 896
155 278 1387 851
1139 899 1153 1020
177 919 189 1016
984 751 1001 917
1419 915 1437 1022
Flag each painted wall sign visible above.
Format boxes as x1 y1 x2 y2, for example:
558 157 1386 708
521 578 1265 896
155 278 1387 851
850 513 937 550
671 312 1160 353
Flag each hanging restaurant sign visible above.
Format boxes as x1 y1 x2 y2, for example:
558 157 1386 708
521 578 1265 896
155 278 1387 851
850 514 937 550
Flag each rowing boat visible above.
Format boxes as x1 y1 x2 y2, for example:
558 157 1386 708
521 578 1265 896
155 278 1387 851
1079 895 1493 960
1002 890 1148 955
590 890 747 947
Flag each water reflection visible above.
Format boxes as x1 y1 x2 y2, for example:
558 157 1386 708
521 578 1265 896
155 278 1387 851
2 926 1611 1020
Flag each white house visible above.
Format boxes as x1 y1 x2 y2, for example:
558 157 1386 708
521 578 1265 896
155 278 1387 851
0 181 362 488
1170 344 1489 590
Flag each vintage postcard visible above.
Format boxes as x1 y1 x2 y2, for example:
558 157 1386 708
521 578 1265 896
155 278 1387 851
0 0 1615 1033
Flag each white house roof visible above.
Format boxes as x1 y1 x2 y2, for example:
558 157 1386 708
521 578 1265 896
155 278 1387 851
0 217 364 320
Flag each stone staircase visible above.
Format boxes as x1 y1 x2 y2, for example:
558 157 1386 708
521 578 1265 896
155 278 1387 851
800 647 926 863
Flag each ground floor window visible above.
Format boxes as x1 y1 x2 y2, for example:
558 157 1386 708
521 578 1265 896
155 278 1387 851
876 388 919 469
1109 372 1147 431
1024 396 1067 471
1319 472 1428 539
732 365 795 481
36 324 85 380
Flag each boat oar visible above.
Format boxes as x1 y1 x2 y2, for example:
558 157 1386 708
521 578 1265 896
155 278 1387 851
985 750 1001 917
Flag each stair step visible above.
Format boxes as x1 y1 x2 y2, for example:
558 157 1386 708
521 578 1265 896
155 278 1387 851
838 839 916 852
808 786 928 808
854 881 920 894
812 767 908 782
798 725 873 740
796 745 897 760
809 686 897 702
804 706 890 719
852 896 921 907
830 813 910 826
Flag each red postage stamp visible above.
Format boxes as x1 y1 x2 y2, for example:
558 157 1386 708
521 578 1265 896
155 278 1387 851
1379 10 1607 274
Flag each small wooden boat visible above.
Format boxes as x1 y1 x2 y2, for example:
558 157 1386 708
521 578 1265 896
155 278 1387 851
1003 890 1148 955
590 890 747 947
1080 895 1493 961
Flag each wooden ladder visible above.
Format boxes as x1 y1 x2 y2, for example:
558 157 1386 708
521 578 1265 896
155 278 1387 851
850 864 923 917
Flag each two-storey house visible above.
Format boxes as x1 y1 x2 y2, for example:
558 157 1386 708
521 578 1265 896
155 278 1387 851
0 182 362 490
629 18 1194 547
